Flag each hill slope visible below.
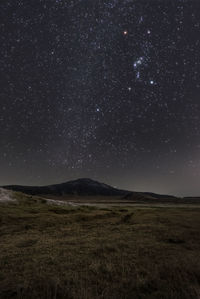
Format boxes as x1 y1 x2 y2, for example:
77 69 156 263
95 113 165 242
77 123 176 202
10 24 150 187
123 191 177 202
0 188 15 203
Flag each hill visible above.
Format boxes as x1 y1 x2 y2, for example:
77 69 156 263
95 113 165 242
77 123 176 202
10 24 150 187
3 178 129 197
123 191 177 202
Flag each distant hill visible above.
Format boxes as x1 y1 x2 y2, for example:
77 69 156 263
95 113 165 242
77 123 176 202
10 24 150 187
123 192 200 204
3 178 129 196
123 192 178 202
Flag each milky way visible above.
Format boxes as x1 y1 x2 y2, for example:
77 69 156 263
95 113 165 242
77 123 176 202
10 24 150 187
0 0 200 195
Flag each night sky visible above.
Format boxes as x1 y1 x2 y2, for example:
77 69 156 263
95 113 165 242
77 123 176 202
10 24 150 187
0 0 200 196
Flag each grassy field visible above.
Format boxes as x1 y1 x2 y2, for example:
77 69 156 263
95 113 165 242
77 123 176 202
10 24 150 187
0 193 200 299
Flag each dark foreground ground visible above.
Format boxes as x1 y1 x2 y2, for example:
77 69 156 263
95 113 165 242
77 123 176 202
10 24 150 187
0 193 200 299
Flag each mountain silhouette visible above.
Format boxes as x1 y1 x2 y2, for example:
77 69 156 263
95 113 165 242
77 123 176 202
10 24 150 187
3 178 129 196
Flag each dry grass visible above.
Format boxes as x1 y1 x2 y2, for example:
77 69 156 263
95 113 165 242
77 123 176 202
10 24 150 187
0 192 200 298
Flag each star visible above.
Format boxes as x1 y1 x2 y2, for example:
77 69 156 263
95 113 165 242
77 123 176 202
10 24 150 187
136 72 140 79
139 16 144 24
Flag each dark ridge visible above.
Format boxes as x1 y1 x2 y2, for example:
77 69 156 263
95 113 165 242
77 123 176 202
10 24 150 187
3 178 129 196
123 192 200 204
123 192 177 202
142 192 177 200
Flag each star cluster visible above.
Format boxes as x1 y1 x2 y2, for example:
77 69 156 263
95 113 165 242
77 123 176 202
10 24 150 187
0 0 200 195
